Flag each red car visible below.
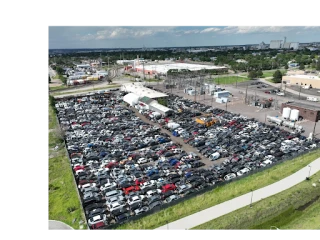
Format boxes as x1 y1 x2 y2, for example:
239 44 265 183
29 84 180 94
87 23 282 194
135 178 146 186
161 184 176 193
123 186 140 195
105 162 118 169
73 165 85 171
91 221 105 229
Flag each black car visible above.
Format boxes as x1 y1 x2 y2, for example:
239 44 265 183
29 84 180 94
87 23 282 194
87 207 107 218
148 195 162 204
85 202 106 215
149 201 162 210
161 190 174 200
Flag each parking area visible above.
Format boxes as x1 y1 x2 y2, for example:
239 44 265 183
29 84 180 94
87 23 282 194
54 89 320 229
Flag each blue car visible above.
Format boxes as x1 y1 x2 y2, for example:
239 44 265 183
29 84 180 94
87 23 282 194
146 169 159 177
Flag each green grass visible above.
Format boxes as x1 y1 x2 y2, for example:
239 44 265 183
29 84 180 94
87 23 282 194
49 104 87 229
208 76 249 85
51 85 121 96
145 79 162 82
261 70 287 78
49 85 69 91
193 171 320 230
116 149 320 229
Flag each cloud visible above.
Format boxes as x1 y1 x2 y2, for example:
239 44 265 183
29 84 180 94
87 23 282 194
78 27 175 41
200 27 220 33
183 30 200 34
217 26 310 35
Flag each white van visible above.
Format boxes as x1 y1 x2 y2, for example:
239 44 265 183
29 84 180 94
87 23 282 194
209 152 220 161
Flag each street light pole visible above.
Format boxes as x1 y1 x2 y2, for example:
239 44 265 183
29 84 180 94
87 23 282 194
250 190 253 208
306 165 312 180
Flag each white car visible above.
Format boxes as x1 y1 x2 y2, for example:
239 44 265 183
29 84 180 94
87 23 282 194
260 159 273 167
108 202 125 212
134 206 149 216
106 196 125 207
79 183 96 191
100 182 117 192
146 189 162 198
137 158 148 164
140 180 156 190
236 167 251 176
224 173 237 181
276 92 285 96
88 214 107 226
165 194 179 203
127 196 142 205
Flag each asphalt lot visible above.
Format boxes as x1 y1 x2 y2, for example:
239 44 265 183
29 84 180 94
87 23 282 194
152 84 320 138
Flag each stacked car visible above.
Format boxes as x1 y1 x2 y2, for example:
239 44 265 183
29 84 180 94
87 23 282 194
54 90 319 229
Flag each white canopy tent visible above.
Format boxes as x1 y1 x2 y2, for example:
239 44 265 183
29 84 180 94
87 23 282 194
123 93 140 106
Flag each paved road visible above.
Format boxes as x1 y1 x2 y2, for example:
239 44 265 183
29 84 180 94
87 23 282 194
258 78 319 99
49 220 74 230
155 157 320 229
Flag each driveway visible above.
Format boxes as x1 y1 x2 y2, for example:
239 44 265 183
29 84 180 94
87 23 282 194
155 157 320 229
49 220 74 230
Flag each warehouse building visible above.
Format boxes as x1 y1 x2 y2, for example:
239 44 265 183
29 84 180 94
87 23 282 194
135 96 173 116
281 102 320 122
282 75 320 89
134 63 228 75
121 82 168 99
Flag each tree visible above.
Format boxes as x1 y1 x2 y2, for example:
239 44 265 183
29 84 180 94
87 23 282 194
284 64 289 70
272 70 283 83
256 70 263 78
316 61 320 71
49 75 51 83
299 64 305 70
56 66 64 75
248 70 257 80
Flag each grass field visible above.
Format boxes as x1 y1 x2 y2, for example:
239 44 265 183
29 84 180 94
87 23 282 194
116 149 320 229
193 171 320 230
261 70 287 78
49 85 69 91
208 76 248 85
51 84 121 96
49 104 86 229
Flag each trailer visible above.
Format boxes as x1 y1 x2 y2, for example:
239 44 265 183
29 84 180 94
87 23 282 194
267 116 283 126
283 120 295 129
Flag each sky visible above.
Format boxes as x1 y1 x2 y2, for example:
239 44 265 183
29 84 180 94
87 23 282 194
49 26 320 49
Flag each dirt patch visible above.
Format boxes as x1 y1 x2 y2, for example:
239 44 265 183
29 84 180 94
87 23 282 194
50 77 63 87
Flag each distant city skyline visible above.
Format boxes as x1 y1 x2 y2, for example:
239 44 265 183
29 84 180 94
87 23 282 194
49 26 320 49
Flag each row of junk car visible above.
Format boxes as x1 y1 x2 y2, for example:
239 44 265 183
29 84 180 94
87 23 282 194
54 89 319 229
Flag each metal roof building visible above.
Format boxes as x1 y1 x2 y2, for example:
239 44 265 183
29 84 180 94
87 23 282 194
121 82 168 99
134 63 227 75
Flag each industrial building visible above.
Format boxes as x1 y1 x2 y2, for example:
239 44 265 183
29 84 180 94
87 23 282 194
121 82 168 99
281 102 320 122
269 37 299 50
282 75 320 89
134 63 228 75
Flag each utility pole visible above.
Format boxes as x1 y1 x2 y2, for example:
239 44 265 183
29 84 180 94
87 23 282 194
142 62 145 81
298 84 302 100
245 83 249 104
312 121 318 138
225 100 228 111
211 94 214 108
194 78 197 102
